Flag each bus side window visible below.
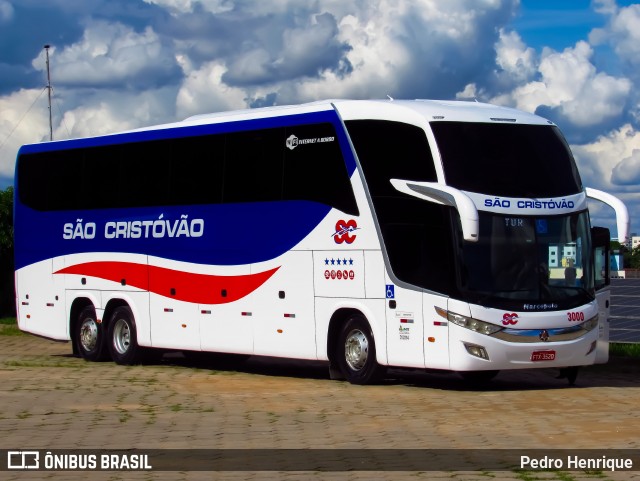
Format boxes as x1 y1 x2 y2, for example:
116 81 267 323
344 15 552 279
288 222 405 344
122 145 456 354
171 135 225 205
283 123 358 215
224 128 284 204
346 120 457 294
120 140 172 208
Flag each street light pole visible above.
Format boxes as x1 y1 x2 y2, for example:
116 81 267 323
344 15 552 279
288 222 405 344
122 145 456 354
44 44 53 141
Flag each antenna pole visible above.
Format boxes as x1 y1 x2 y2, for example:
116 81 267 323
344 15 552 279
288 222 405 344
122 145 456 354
44 44 53 141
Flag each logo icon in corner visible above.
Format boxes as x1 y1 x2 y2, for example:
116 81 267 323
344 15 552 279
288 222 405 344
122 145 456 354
502 312 519 326
333 219 359 244
286 135 298 150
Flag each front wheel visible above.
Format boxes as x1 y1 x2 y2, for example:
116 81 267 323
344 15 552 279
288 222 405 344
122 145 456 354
556 366 579 385
336 315 384 385
107 306 141 365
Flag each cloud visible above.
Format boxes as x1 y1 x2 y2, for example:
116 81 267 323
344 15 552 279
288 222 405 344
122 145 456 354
571 124 640 191
590 3 640 69
142 0 233 15
488 41 631 128
612 149 640 185
32 20 181 90
0 0 13 23
571 123 640 238
222 12 351 86
0 88 50 178
494 29 537 83
592 0 619 15
54 86 179 139
176 61 248 117
275 0 517 103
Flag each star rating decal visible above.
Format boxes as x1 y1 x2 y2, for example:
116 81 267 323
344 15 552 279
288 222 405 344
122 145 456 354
324 258 354 266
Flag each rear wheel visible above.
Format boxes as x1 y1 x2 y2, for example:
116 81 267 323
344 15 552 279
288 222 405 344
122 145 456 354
75 306 107 361
336 314 384 384
107 306 141 365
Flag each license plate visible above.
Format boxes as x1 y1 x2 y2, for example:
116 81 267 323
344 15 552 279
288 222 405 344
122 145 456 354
531 350 556 362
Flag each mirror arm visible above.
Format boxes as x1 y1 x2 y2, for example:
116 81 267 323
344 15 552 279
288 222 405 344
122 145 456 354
585 187 629 244
390 179 479 242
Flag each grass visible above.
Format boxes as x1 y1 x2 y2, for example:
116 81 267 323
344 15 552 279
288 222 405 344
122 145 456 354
0 317 24 336
609 342 640 358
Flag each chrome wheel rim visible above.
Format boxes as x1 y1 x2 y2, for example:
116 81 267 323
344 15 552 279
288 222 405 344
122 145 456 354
79 319 98 352
344 328 368 371
113 319 131 355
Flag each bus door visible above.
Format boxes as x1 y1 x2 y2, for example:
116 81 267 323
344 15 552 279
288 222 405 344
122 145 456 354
592 227 611 364
385 281 424 368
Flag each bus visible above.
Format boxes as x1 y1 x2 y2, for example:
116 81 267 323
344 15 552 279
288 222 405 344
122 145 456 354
13 99 629 385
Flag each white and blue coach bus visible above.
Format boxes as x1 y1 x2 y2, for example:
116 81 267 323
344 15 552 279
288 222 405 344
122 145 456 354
14 99 629 384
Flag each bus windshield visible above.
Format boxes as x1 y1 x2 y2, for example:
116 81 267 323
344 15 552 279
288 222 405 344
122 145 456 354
430 121 583 198
458 211 594 311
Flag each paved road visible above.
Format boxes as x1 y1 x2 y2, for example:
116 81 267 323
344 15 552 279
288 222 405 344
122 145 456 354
1 330 639 481
610 278 640 343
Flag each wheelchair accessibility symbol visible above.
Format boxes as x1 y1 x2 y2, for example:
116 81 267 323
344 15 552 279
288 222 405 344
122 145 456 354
386 285 395 299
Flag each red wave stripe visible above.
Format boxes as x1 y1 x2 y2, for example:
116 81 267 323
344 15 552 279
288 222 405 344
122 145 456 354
54 262 280 304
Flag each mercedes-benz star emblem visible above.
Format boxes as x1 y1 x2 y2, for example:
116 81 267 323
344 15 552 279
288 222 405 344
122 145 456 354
539 329 549 342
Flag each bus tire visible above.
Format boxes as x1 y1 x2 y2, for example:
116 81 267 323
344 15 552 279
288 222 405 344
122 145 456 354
336 314 384 385
75 306 108 362
107 306 141 365
557 366 579 385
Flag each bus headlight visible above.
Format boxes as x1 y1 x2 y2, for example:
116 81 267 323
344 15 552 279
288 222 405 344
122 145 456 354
447 312 503 335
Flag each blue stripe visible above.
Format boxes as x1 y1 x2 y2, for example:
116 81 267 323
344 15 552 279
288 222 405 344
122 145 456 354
14 110 357 269
14 201 332 269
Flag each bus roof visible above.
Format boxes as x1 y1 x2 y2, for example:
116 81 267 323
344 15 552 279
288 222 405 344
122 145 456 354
181 98 550 126
19 99 553 151
333 99 552 126
140 98 553 132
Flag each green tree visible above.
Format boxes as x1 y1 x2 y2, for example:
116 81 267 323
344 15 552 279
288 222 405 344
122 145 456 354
0 186 15 316
629 246 640 269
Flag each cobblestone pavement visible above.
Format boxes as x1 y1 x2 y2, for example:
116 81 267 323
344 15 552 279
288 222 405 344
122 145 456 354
1 332 639 481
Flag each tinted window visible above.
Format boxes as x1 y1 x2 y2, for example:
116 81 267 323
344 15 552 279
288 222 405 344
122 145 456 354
378 198 457 294
171 135 224 205
17 122 358 214
18 148 84 211
430 122 583 197
283 123 357 215
345 120 437 196
224 128 284 203
346 120 455 294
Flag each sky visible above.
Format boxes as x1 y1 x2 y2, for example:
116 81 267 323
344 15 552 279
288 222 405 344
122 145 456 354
0 0 639 240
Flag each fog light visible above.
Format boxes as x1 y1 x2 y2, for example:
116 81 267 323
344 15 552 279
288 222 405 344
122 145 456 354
586 340 597 356
463 342 489 360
